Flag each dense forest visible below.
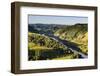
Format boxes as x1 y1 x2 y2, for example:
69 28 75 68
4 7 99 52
28 23 88 60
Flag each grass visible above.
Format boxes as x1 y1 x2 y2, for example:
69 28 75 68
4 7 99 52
52 54 76 60
54 24 88 54
28 42 53 51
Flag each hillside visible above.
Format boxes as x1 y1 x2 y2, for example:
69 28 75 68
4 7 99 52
28 32 67 49
28 32 79 60
54 24 88 54
28 23 88 60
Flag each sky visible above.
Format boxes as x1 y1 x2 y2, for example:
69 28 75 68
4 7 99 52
28 15 88 25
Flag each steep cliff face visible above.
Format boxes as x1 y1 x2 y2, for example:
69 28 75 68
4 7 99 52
54 24 88 54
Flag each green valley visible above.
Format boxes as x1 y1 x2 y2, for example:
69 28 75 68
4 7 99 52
28 23 88 61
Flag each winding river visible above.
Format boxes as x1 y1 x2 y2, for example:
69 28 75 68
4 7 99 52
41 33 88 58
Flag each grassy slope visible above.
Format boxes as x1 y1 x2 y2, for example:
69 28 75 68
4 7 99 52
28 32 67 50
54 24 88 54
53 54 76 60
28 32 79 60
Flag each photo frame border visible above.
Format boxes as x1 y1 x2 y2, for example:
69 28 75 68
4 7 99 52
11 2 98 74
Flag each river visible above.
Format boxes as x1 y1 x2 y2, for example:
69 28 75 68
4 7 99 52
41 33 87 58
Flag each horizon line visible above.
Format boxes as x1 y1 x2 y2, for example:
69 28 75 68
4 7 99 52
28 23 88 25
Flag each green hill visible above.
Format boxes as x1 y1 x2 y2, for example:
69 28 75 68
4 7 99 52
28 23 88 60
28 32 67 49
28 32 78 60
54 24 88 54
